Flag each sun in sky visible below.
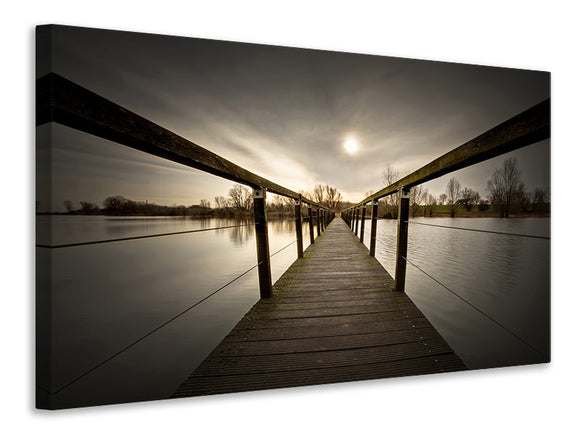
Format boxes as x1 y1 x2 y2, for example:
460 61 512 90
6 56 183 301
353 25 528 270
344 139 359 154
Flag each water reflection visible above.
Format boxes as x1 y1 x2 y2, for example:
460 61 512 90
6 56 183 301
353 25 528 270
365 217 550 369
39 215 303 408
226 220 253 246
38 215 549 408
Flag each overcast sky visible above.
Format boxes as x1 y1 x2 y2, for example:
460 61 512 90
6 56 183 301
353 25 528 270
38 25 550 211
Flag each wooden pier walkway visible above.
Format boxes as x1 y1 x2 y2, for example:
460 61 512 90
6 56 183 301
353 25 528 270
172 218 465 398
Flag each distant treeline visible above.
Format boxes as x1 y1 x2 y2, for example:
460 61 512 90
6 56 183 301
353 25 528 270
61 196 212 216
58 183 346 217
375 157 549 219
53 157 548 219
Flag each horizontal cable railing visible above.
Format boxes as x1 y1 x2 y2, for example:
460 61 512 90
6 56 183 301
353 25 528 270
342 97 550 287
36 73 337 395
36 72 336 296
39 233 299 396
405 221 550 240
341 98 550 360
37 217 304 249
401 255 546 359
36 222 256 249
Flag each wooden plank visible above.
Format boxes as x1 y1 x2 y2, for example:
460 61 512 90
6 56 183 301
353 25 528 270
246 304 418 319
172 354 465 397
256 298 413 311
213 328 442 356
36 73 329 209
226 317 433 341
348 98 550 207
232 308 427 330
192 338 454 377
172 218 466 398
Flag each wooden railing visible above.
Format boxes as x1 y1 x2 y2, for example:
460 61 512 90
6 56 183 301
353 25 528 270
36 73 335 299
342 98 550 292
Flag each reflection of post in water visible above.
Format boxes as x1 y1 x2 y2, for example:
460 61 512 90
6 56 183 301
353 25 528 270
198 217 212 229
268 219 293 235
229 218 252 246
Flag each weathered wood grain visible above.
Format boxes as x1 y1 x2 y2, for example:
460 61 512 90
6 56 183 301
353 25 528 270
172 218 465 398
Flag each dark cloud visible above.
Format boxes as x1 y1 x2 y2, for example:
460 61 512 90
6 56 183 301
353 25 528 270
41 25 549 210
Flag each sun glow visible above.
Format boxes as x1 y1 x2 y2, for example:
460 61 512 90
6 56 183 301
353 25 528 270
344 139 358 154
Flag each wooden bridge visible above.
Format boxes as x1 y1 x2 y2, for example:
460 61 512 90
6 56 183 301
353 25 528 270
36 67 549 408
172 218 465 398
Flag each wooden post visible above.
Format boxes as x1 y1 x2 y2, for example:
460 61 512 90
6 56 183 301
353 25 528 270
316 207 321 237
359 203 366 244
369 199 379 257
253 188 272 298
395 187 410 292
354 207 359 236
294 198 303 258
308 204 315 244
321 210 325 232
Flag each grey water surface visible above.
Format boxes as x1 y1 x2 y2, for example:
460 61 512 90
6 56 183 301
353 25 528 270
37 215 310 408
363 216 550 370
37 215 549 408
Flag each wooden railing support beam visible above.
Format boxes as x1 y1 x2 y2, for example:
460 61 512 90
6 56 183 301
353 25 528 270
395 188 410 292
369 200 379 257
253 188 272 298
359 203 367 244
308 204 315 244
294 198 304 258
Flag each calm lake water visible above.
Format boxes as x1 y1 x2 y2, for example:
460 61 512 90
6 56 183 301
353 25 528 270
363 217 550 370
37 215 549 408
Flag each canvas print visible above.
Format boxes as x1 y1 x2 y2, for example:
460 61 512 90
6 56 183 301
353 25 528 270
36 25 550 410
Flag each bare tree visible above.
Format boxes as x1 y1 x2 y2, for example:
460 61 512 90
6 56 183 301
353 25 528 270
311 184 325 205
269 194 287 213
214 196 229 209
457 187 480 211
63 200 74 213
199 199 211 209
228 185 253 211
324 185 343 210
425 193 437 217
532 188 550 214
438 193 447 206
487 157 525 218
79 201 99 213
382 164 401 218
409 185 426 218
103 195 127 212
446 177 461 217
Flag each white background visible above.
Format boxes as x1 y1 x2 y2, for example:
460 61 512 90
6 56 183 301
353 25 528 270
2 1 578 433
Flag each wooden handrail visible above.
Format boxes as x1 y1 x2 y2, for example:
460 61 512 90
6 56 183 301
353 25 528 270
342 97 550 294
344 98 550 210
36 72 338 301
36 73 332 211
